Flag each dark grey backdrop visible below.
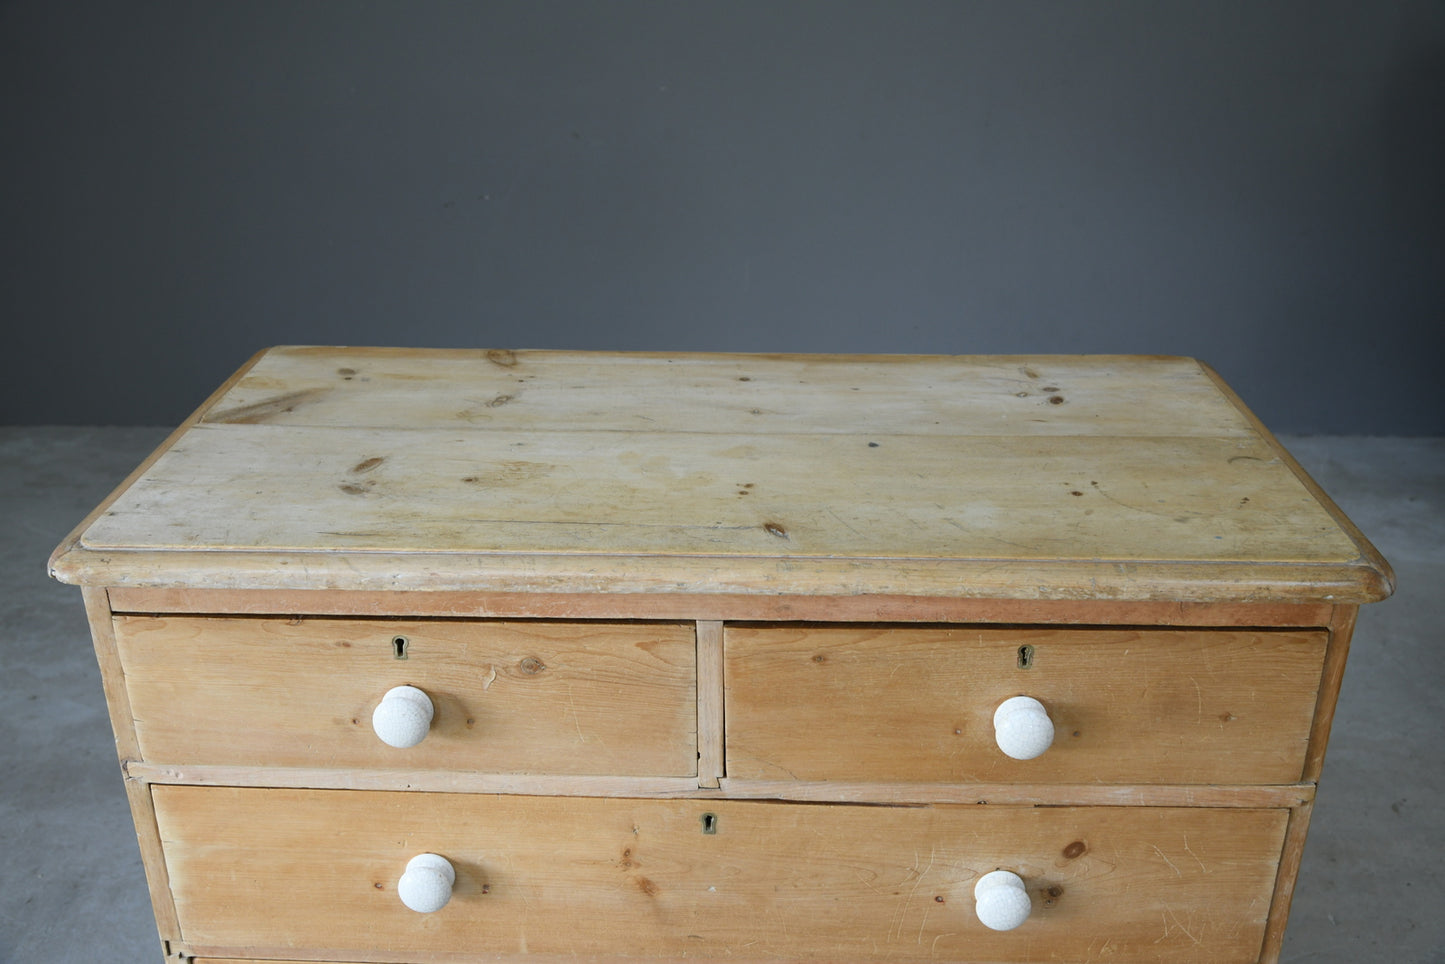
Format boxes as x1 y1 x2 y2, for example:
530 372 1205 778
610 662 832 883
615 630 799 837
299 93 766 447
3 1 1442 432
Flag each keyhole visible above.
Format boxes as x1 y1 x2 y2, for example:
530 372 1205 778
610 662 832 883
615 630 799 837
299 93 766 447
1017 645 1034 669
701 813 718 835
392 636 409 660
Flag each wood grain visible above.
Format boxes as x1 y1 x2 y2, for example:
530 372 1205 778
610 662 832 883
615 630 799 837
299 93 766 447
1303 605 1360 783
80 588 184 958
75 427 1364 561
696 620 725 788
1258 801 1315 964
155 787 1288 964
115 616 697 777
105 586 1337 627
1200 361 1396 599
50 350 1392 604
122 759 1313 808
726 625 1327 786
201 348 1257 438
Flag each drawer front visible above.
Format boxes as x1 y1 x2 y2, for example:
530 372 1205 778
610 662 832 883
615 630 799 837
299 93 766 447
155 786 1285 963
726 625 1327 785
115 616 697 777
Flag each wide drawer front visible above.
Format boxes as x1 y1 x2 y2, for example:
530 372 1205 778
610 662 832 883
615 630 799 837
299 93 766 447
114 616 698 777
155 786 1286 964
726 625 1327 785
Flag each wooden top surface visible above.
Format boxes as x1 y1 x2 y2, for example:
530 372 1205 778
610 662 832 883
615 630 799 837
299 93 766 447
50 348 1393 602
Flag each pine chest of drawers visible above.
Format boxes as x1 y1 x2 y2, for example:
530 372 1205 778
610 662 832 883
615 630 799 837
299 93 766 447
50 348 1393 964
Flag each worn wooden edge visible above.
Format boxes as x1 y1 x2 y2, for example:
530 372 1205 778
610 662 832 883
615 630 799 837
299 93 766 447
229 345 1206 367
1257 799 1315 964
123 761 1314 809
82 587 141 761
185 953 846 964
696 621 725 788
53 547 1389 604
1199 361 1395 602
124 763 706 797
46 345 273 583
103 587 1337 626
715 779 1314 809
1302 605 1361 783
79 588 184 955
124 779 186 960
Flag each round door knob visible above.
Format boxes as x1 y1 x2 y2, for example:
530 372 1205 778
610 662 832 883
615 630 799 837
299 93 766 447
372 685 434 748
975 870 1031 931
398 853 455 913
993 695 1054 760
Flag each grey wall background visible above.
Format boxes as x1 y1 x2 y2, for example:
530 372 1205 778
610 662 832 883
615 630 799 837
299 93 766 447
2 1 1442 433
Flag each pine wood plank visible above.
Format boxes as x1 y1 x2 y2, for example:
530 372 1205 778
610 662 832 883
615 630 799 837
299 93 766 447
79 588 184 958
202 348 1256 438
125 761 703 797
726 626 1327 786
155 787 1287 964
1258 801 1315 964
114 616 697 777
1303 606 1360 783
696 620 725 788
1200 362 1396 598
105 586 1337 627
81 587 140 761
123 759 1313 807
714 780 1313 809
60 430 1385 602
63 547 1387 603
50 349 1393 604
76 427 1359 562
46 347 271 582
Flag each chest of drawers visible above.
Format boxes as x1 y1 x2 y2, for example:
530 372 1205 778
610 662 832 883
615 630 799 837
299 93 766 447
50 348 1392 964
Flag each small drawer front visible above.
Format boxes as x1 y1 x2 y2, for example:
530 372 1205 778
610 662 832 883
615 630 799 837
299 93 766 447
154 786 1285 963
726 625 1327 785
115 616 697 777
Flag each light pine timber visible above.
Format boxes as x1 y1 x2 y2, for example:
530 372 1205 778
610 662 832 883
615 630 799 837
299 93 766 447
46 351 1395 964
1259 800 1317 964
121 760 1313 809
68 429 1373 590
200 348 1261 438
104 586 1338 628
50 350 1392 604
155 787 1288 964
726 625 1328 786
696 620 725 788
113 616 697 777
47 347 270 576
1303 605 1361 783
81 589 183 956
1200 361 1395 594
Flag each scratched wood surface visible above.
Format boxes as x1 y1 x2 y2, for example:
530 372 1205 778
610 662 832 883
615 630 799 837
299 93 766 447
115 616 697 777
155 787 1286 964
725 626 1328 786
199 348 1253 436
50 348 1391 603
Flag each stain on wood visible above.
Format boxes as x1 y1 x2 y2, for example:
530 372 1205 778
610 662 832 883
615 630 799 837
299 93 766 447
207 388 328 424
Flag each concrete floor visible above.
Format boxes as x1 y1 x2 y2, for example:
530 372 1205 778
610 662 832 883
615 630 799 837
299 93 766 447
1 427 1441 963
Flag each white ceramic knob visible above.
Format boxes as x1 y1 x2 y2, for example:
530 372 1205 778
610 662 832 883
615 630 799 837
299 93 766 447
372 685 434 748
398 853 455 913
975 870 1031 931
993 695 1054 760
